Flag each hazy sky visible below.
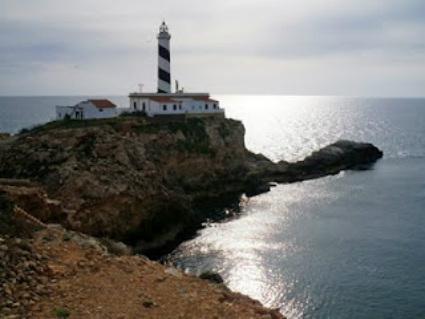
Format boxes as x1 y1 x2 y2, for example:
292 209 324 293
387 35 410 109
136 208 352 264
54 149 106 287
1 0 424 96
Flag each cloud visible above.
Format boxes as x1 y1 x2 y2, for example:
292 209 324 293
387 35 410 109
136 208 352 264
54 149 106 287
0 0 424 96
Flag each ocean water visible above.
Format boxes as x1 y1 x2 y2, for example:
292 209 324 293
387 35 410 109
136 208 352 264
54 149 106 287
1 96 425 318
0 96 129 134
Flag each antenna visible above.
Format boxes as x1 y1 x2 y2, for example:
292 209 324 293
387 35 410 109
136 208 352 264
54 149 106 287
175 80 179 93
138 83 144 93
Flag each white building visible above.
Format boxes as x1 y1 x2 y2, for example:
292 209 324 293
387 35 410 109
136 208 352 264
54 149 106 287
55 22 224 121
56 99 118 120
128 22 225 118
128 92 224 117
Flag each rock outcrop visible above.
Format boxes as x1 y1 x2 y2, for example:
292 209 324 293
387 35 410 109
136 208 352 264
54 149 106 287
262 140 384 184
0 116 383 254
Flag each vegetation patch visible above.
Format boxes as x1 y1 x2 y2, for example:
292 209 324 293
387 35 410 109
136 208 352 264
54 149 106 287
136 118 214 154
0 193 16 236
218 121 231 139
120 110 147 117
76 132 97 158
53 307 71 318
171 119 212 154
18 117 135 134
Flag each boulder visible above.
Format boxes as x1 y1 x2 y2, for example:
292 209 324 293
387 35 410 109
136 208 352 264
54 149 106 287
199 271 224 284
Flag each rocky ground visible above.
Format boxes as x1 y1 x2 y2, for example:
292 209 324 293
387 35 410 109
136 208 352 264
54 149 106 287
0 210 283 319
0 235 51 318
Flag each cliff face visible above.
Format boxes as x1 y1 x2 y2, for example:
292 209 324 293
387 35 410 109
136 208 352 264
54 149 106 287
0 116 382 254
0 117 260 252
0 191 284 319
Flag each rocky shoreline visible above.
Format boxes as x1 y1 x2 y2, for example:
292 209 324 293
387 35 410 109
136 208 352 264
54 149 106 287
0 116 382 254
0 116 383 318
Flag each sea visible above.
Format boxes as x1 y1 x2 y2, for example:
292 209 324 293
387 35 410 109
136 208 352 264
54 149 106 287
1 96 424 319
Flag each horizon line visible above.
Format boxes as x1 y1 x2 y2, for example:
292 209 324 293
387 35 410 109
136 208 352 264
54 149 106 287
1 94 425 99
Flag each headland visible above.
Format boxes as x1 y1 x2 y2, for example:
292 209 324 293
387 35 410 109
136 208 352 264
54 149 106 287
0 115 382 318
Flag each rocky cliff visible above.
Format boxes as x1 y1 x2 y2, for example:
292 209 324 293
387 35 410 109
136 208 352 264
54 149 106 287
0 116 383 254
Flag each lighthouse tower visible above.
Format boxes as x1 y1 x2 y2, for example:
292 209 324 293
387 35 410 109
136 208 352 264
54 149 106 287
157 21 171 93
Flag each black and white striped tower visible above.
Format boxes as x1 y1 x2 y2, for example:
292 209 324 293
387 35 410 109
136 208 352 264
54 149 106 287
157 21 171 93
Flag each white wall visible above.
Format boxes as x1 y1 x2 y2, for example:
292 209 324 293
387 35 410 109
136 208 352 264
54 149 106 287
56 102 117 120
177 99 221 114
81 102 117 119
129 96 223 117
130 98 184 116
130 98 151 113
150 101 185 116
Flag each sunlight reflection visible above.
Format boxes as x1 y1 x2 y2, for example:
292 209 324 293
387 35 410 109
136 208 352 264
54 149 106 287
168 96 425 319
217 95 368 162
169 178 342 318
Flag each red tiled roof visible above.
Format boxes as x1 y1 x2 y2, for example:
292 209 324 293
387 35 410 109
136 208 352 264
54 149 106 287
149 96 180 103
88 99 117 109
193 97 219 103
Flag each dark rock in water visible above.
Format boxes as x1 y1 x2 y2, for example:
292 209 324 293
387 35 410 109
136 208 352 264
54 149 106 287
287 140 383 180
300 140 383 168
245 182 271 197
263 140 383 184
199 271 224 284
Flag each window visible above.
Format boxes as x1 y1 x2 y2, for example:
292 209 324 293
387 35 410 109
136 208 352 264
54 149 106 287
163 104 167 111
99 108 103 112
133 101 137 110
213 103 217 109
179 105 182 110
205 104 208 110
173 104 177 110
142 102 146 111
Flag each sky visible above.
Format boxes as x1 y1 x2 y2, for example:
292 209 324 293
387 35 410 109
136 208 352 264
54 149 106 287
0 0 424 96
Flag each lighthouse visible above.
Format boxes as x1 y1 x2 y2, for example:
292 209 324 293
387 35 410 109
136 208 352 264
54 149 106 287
128 22 224 117
157 21 171 93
